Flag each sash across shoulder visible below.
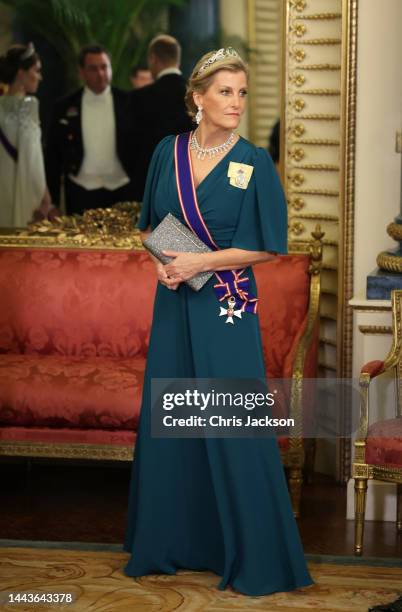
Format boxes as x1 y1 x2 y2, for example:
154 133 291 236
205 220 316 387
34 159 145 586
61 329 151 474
174 131 258 321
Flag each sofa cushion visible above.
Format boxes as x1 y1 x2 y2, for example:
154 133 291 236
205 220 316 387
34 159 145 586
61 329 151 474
365 418 402 468
0 249 157 358
0 354 145 431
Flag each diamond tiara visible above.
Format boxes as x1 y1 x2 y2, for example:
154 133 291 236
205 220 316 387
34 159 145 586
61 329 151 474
20 42 35 62
197 47 241 76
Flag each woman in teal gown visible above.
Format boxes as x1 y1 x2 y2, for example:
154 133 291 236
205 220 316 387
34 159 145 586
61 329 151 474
124 48 313 597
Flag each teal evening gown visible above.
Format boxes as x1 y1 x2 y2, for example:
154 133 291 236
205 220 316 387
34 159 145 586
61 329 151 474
123 134 313 596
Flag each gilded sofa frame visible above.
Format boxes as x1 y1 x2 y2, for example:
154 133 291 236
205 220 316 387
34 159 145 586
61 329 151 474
282 226 323 515
0 221 323 517
353 289 402 555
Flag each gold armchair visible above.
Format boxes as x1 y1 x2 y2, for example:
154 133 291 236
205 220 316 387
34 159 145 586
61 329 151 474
353 289 402 555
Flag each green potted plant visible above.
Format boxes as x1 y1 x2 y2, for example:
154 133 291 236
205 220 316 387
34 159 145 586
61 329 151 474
2 0 187 90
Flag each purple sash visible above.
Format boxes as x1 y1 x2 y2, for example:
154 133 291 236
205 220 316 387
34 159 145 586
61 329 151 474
174 131 258 314
0 127 18 162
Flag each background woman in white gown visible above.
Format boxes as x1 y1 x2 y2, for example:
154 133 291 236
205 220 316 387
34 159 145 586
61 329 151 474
0 43 52 227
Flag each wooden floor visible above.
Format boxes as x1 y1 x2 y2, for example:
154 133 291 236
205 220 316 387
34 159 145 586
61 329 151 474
1 459 402 558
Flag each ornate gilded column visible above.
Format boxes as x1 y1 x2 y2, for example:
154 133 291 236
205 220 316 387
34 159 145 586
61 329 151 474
282 0 358 481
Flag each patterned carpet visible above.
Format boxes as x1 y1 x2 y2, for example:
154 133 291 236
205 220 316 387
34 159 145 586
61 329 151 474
0 546 402 611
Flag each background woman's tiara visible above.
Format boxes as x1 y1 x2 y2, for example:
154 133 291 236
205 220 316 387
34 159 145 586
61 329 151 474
20 42 35 62
197 47 240 76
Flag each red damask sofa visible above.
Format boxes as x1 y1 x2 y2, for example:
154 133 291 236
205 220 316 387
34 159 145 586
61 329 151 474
0 233 322 514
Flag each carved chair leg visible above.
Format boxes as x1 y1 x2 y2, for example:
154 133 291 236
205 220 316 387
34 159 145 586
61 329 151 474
304 439 316 484
288 467 303 518
397 484 402 532
354 477 368 556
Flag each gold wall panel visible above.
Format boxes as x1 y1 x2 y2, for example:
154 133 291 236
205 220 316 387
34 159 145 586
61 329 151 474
283 0 357 481
289 217 339 242
321 269 338 294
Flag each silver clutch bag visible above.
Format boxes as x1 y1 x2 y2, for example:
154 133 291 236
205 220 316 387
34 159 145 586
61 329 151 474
143 213 214 291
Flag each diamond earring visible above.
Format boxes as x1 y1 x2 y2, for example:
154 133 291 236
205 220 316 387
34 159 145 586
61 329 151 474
195 106 203 125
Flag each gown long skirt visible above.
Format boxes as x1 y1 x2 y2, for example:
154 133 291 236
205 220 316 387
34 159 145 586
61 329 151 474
123 276 313 597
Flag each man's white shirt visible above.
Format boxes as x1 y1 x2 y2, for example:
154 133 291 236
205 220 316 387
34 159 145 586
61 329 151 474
70 86 129 191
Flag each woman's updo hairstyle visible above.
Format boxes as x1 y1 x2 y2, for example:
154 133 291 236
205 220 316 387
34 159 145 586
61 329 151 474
185 48 248 120
0 43 39 85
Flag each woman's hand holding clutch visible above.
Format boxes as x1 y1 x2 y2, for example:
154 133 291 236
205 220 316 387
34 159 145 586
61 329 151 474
156 260 180 291
140 230 181 290
162 250 205 285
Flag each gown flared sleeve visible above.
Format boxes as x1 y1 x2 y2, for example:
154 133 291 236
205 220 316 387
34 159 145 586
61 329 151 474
137 135 174 231
231 147 288 255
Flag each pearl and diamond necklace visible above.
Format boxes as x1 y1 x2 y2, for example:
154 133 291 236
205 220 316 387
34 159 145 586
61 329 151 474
190 130 235 160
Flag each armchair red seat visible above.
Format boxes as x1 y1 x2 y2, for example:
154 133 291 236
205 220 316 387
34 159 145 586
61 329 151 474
365 419 402 469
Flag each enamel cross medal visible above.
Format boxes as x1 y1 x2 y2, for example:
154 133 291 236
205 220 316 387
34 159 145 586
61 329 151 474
219 296 243 324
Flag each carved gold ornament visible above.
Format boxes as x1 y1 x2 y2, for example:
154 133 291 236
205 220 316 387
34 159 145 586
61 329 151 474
297 113 340 120
296 163 339 171
4 202 142 250
296 63 341 70
298 89 341 96
293 49 306 62
293 98 306 112
289 147 305 162
387 222 402 241
295 213 338 222
291 188 339 196
289 221 305 236
294 139 340 146
377 251 402 273
289 197 305 210
299 38 342 45
289 173 305 187
298 13 342 20
290 0 307 12
358 325 392 335
294 23 307 37
291 73 306 87
291 123 306 138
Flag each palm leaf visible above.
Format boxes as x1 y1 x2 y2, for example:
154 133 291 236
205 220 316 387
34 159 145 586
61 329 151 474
3 0 187 90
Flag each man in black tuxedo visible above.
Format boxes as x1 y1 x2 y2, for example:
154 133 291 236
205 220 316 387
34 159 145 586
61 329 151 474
130 35 193 201
45 44 135 215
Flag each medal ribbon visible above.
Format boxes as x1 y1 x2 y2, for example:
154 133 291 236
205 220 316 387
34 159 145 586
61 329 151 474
174 132 258 314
